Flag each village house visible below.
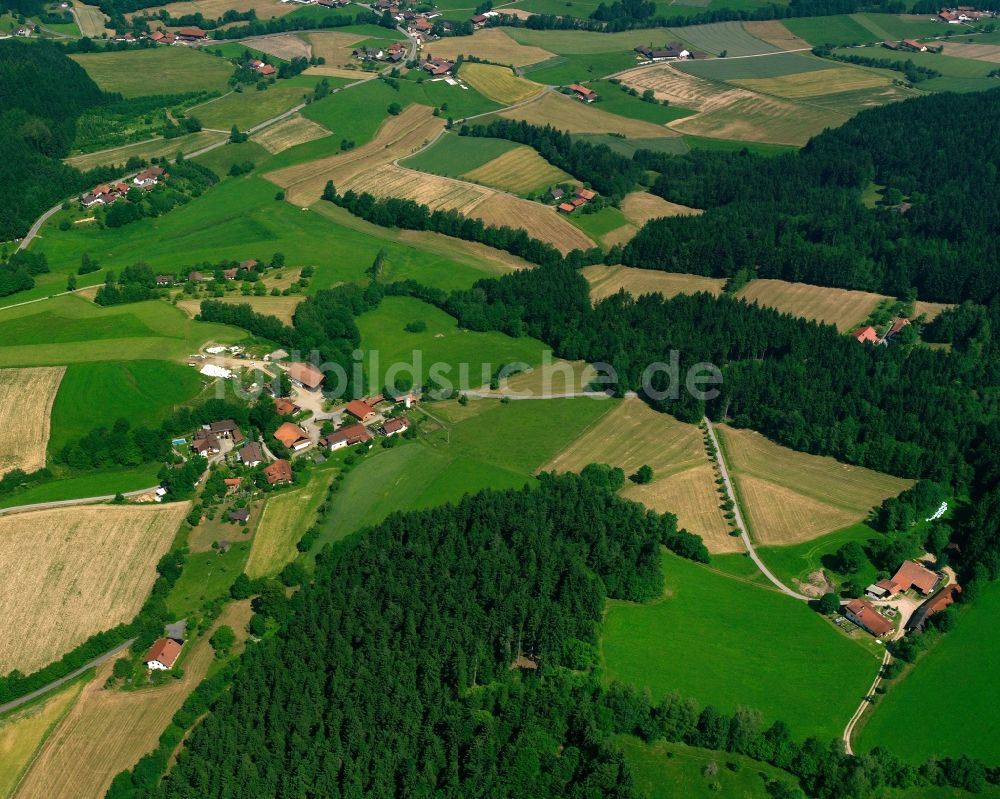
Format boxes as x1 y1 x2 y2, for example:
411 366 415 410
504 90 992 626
345 399 376 422
884 317 911 340
557 202 576 214
886 560 941 595
851 325 879 344
470 12 488 27
188 270 207 283
381 417 409 437
264 458 294 485
145 638 183 670
323 422 372 451
568 83 597 103
207 419 243 442
354 46 385 60
906 583 961 631
422 56 453 76
238 441 264 467
550 186 564 201
274 421 311 451
287 362 324 391
274 397 300 416
156 274 173 286
386 42 406 62
240 258 259 271
844 598 895 638
318 0 352 7
191 432 221 456
634 43 690 60
902 38 927 52
133 165 165 188
222 267 239 280
248 58 276 75
411 16 432 33
224 477 242 494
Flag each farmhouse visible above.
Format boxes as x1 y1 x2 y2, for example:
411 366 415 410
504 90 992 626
238 441 264 467
156 274 173 286
568 83 597 103
177 26 208 40
550 187 564 201
907 583 961 631
264 458 294 485
224 477 241 493
145 637 183 670
902 38 927 52
422 56 454 76
558 202 576 213
345 399 376 422
382 417 409 436
207 419 243 441
411 16 432 33
886 560 940 595
844 598 895 638
249 58 276 75
287 362 324 391
865 579 898 600
323 422 372 450
354 46 385 60
240 258 259 271
575 187 596 201
386 42 406 61
851 325 878 344
133 165 165 187
470 12 488 27
274 421 311 451
884 317 911 340
191 432 221 456
635 43 690 61
883 39 900 49
274 397 300 416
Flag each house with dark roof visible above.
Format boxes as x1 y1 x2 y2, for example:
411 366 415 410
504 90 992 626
274 397 300 416
238 441 264 467
844 599 894 638
191 432 221 456
228 508 250 523
382 417 409 436
208 420 242 442
177 26 207 40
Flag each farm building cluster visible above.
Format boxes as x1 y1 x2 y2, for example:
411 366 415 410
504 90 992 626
79 166 165 208
353 41 407 63
634 42 700 62
108 27 209 46
937 5 994 21
851 317 911 345
555 186 597 214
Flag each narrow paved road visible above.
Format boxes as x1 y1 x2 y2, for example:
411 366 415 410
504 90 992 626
0 638 135 716
703 418 811 601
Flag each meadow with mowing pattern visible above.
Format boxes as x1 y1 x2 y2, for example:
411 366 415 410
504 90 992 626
734 278 889 331
70 47 233 97
462 145 573 195
188 77 328 132
458 62 543 104
252 114 331 154
0 503 187 675
0 367 64 478
400 133 519 177
424 28 555 67
601 550 881 741
667 20 781 56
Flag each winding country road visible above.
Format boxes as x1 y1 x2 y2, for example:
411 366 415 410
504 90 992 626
703 418 811 601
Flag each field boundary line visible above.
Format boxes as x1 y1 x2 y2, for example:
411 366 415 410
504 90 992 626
0 486 159 516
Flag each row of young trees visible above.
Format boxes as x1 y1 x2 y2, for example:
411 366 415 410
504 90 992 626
624 89 1000 305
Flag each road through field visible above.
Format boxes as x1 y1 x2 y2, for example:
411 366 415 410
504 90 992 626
703 418 810 601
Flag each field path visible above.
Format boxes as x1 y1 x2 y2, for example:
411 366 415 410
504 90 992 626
0 486 159 516
704 418 810 601
0 638 134 717
842 648 891 755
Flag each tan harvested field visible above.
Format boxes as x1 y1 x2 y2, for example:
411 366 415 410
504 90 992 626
126 0 293 19
474 193 597 254
717 424 912 546
543 398 734 550
305 64 370 79
305 30 367 67
618 64 847 146
0 504 188 675
501 359 598 396
0 680 85 799
65 130 226 172
346 164 491 212
253 113 331 154
735 279 887 332
623 464 740 553
939 41 1000 63
913 299 954 321
463 145 572 194
177 295 303 324
460 63 543 104
496 91 681 139
733 67 889 98
601 225 638 248
0 367 64 479
265 104 444 205
250 32 312 61
742 20 811 50
13 601 252 799
72 3 111 37
582 265 724 303
621 191 702 225
425 28 554 67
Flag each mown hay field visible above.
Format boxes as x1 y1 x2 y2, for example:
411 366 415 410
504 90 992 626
678 51 830 81
913 299 953 321
473 193 596 254
717 424 912 546
732 66 890 98
0 503 188 675
462 145 572 194
668 20 780 56
12 601 252 799
425 28 554 67
246 472 334 578
0 367 64 478
265 104 444 205
939 41 1000 63
582 265 724 303
0 680 85 799
620 191 702 225
344 164 491 213
305 30 367 67
70 48 233 97
248 32 312 61
459 63 543 104
735 278 888 331
543 398 734 551
253 113 331 153
65 130 225 172
177 295 303 324
72 3 111 37
742 20 811 50
126 0 294 20
496 91 681 140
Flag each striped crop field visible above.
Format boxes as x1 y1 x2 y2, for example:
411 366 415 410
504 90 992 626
462 146 573 195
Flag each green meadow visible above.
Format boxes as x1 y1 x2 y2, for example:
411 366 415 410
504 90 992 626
70 47 233 97
785 14 878 46
602 550 880 741
0 463 162 509
400 134 519 178
190 76 333 131
521 52 638 85
587 80 695 124
756 522 882 594
194 141 271 178
357 296 549 391
167 541 252 618
858 580 1000 763
568 206 632 242
678 51 831 80
0 296 246 367
48 360 205 453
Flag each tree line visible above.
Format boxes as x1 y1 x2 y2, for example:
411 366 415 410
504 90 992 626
812 45 942 82
624 89 1000 306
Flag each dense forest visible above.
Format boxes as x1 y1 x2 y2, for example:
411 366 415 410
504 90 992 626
0 41 122 241
623 89 1000 305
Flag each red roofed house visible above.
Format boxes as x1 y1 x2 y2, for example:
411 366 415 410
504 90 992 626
323 422 372 451
558 202 575 213
568 83 597 102
133 165 165 187
902 38 927 51
345 399 376 422
851 325 878 344
240 259 259 270
571 197 587 208
885 317 911 339
413 16 432 32
264 459 293 485
575 187 596 201
274 421 311 451
907 583 961 631
145 638 183 670
382 417 409 436
274 397 299 416
223 477 241 493
177 26 207 40
222 268 238 280
287 362 324 391
844 599 894 638
422 57 453 76
470 13 488 27
888 560 940 595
